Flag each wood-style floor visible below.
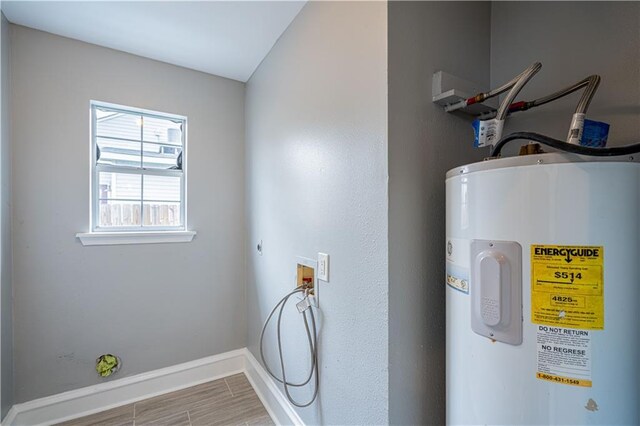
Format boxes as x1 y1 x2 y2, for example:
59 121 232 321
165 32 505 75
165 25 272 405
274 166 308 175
56 373 274 426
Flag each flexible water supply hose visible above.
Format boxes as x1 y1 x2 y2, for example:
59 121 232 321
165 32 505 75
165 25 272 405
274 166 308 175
508 75 600 114
464 62 542 114
259 288 319 407
495 62 543 121
504 75 601 145
490 132 640 157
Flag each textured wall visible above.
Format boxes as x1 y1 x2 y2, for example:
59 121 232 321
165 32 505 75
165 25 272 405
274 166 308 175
245 2 389 424
388 2 491 424
491 1 640 151
10 26 246 402
1 11 13 420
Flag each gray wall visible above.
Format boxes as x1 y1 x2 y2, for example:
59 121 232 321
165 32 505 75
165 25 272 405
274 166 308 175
245 2 389 424
1 10 13 420
10 25 246 402
388 2 490 424
491 1 640 150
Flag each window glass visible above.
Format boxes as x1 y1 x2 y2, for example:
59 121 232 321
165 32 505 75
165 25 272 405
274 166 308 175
92 102 186 231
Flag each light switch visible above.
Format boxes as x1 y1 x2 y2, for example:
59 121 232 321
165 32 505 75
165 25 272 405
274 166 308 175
318 253 329 281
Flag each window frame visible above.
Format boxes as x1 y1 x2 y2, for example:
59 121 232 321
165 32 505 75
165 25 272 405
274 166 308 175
90 101 188 233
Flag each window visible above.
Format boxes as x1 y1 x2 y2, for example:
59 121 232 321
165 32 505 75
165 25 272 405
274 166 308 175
90 101 187 232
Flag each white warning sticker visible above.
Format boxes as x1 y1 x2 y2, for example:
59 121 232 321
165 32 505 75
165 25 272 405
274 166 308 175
446 238 470 295
536 325 592 387
446 261 469 294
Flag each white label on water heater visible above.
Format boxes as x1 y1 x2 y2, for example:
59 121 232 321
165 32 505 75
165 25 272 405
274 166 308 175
446 238 471 294
536 325 592 387
446 261 469 294
446 238 470 267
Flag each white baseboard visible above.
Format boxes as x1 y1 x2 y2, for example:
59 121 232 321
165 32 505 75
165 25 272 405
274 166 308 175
243 349 304 426
2 407 18 426
2 348 303 426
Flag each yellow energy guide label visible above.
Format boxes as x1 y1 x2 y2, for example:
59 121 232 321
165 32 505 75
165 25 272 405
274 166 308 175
531 245 604 330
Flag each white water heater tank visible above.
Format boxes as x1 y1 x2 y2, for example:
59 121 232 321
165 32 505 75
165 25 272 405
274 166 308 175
446 153 639 425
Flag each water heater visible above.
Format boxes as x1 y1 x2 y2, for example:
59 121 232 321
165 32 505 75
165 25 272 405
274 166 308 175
446 153 640 425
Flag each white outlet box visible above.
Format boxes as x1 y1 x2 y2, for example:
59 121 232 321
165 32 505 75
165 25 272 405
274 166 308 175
317 253 329 281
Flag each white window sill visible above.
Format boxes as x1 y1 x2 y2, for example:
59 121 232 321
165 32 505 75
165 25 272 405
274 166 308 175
76 231 196 246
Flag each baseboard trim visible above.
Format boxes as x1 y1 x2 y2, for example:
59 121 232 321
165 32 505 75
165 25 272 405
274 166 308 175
2 407 18 426
2 348 304 426
243 349 304 426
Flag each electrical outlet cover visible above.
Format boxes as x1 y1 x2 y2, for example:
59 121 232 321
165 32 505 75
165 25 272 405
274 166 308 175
318 253 329 281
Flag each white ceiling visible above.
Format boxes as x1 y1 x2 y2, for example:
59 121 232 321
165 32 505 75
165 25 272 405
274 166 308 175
1 1 306 82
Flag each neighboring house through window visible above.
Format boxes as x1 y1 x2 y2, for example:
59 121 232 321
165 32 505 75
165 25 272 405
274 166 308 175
91 101 187 231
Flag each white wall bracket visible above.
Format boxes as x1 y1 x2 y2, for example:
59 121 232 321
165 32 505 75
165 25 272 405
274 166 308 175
432 71 497 116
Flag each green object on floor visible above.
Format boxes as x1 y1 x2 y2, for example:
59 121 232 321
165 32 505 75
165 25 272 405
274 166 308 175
96 354 119 377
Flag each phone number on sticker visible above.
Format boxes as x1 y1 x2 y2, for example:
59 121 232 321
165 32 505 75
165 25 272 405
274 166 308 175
536 372 591 387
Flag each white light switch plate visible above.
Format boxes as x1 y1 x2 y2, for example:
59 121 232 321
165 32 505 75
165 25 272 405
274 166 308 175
317 253 329 281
